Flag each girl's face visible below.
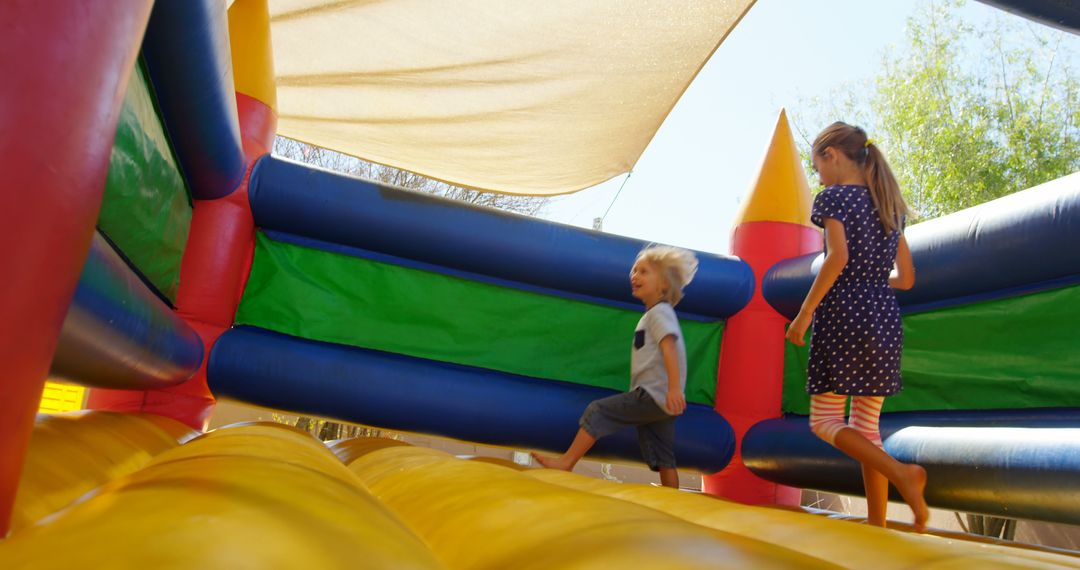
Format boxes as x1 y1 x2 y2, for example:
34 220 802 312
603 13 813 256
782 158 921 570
812 147 840 187
630 260 666 304
813 145 866 187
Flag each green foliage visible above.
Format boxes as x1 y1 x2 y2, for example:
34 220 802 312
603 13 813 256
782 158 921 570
272 413 396 442
797 0 1079 220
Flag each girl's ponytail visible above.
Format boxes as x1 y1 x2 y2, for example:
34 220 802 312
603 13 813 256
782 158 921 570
864 143 908 234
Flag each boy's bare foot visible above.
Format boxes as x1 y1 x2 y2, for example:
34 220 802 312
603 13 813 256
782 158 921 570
895 464 929 532
530 452 573 471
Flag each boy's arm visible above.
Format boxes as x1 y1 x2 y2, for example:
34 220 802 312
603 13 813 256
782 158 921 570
659 335 685 415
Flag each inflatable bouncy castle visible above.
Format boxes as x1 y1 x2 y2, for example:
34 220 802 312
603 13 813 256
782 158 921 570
2 0 1078 567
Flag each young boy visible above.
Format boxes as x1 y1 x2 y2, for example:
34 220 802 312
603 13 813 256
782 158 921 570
532 245 697 488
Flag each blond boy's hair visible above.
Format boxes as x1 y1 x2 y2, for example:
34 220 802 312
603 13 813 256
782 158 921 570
636 245 699 306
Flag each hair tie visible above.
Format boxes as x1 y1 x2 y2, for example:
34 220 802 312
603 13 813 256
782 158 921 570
864 138 875 148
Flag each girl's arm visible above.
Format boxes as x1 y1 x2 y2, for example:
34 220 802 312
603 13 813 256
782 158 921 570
785 218 848 346
659 335 686 415
889 234 915 290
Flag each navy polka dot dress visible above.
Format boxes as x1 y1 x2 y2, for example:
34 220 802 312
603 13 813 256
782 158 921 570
807 185 903 396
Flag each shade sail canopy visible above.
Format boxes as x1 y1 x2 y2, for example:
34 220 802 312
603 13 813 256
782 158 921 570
267 0 754 195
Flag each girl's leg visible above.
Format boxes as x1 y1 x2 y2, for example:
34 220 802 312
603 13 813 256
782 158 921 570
809 393 929 531
860 464 889 527
808 392 849 443
809 393 886 520
850 396 888 527
531 429 596 471
658 468 679 489
832 428 928 532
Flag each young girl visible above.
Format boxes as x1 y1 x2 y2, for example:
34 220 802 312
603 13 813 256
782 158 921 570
785 122 928 531
532 245 698 489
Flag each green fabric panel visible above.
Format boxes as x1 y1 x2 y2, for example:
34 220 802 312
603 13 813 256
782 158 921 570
783 284 1080 414
236 233 723 405
783 334 812 413
97 61 191 301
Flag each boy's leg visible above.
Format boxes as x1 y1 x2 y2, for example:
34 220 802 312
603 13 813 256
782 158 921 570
531 428 595 471
658 467 679 489
637 407 678 487
532 390 651 471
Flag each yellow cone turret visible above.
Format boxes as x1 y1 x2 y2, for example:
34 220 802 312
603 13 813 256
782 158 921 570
732 109 814 228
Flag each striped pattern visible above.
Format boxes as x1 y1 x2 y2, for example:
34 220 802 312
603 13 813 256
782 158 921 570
849 396 884 448
809 392 884 448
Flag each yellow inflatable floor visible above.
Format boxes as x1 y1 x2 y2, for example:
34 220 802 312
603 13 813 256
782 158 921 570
2 415 1078 569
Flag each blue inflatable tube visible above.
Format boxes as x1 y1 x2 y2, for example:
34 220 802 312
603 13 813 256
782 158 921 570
141 0 245 199
763 173 1080 318
742 410 1080 524
976 0 1080 34
761 253 821 320
49 233 204 390
248 156 754 320
209 326 736 473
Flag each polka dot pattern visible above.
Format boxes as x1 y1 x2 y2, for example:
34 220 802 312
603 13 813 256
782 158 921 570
807 185 903 397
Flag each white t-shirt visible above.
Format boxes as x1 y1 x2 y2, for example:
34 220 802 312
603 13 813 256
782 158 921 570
630 301 686 412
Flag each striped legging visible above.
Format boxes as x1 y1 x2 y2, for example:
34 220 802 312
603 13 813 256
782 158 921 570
809 392 885 448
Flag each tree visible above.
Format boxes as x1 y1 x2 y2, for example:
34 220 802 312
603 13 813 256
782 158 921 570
796 0 1079 220
272 136 549 216
273 413 395 443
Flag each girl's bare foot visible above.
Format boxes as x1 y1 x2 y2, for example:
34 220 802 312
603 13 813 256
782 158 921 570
895 464 929 532
530 452 573 471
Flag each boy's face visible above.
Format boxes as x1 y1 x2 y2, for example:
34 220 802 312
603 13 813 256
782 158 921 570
630 260 666 303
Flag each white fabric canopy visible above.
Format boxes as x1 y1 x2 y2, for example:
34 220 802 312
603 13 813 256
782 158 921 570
268 0 754 195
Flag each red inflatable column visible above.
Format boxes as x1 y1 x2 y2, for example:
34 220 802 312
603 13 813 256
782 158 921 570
86 0 278 430
703 110 822 504
0 1 153 536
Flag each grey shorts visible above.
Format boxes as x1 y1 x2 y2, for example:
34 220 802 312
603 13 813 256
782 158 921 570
579 387 676 471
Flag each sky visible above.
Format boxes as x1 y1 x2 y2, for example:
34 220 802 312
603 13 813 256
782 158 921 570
539 0 1078 255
